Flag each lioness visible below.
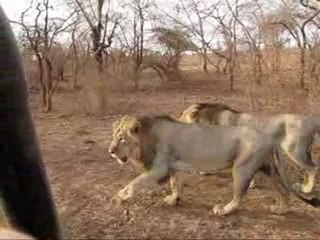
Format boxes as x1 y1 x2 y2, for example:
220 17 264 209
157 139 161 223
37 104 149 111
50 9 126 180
179 103 320 193
108 115 320 216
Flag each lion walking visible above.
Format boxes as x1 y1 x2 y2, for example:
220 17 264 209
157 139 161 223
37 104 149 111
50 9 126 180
108 115 320 216
179 103 320 193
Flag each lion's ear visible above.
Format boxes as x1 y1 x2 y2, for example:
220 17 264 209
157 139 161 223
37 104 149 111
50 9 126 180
129 122 141 135
112 120 119 129
190 111 199 118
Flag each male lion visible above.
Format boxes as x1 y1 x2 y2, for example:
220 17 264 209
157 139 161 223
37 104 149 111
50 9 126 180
179 103 320 194
108 115 320 216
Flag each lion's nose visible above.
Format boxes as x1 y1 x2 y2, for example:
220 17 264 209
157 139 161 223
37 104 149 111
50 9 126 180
108 147 115 154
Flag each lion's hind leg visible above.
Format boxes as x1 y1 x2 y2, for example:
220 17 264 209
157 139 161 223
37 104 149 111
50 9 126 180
296 162 319 194
284 143 318 193
260 163 289 215
164 173 182 206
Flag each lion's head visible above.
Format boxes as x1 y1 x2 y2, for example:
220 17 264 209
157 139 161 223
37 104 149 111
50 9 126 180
179 103 241 126
179 104 201 124
108 115 142 165
108 115 176 171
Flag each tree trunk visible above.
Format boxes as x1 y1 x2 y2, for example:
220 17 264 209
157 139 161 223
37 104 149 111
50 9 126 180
41 87 47 108
133 69 139 90
71 30 80 89
44 94 52 112
229 67 234 91
91 26 103 72
35 55 46 106
44 58 53 112
299 47 306 89
254 50 262 85
72 64 80 89
202 48 208 74
223 60 229 74
229 60 234 91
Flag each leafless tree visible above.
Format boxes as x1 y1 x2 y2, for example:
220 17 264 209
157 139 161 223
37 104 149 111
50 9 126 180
300 0 320 10
229 0 266 85
207 0 241 90
260 13 288 74
74 0 121 72
172 0 212 73
132 0 148 88
274 1 320 89
152 27 197 81
118 0 150 89
12 0 76 111
69 13 91 89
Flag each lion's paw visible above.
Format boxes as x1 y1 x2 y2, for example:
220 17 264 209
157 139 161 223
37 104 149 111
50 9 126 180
270 205 287 215
292 183 303 192
249 180 256 189
293 182 313 194
118 187 130 197
164 195 180 206
212 204 227 216
111 187 132 205
110 195 124 205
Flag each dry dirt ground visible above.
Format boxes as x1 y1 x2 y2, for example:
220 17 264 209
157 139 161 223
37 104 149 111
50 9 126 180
33 79 320 239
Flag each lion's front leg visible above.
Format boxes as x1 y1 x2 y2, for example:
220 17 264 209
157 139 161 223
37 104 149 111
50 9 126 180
114 156 170 203
213 154 256 216
114 173 149 203
116 183 135 201
164 173 182 206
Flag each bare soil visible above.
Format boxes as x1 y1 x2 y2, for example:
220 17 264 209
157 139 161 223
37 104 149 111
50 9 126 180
33 78 320 239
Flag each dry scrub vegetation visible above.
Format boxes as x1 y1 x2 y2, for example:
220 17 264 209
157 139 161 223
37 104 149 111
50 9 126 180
9 0 320 238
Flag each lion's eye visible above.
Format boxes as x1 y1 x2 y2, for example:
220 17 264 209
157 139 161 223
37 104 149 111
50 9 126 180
119 138 126 143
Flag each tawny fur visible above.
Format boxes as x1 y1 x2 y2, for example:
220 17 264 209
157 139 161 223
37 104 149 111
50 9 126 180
108 115 320 216
179 103 320 193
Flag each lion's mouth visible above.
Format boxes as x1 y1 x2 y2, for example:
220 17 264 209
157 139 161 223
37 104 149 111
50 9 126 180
117 156 128 164
110 153 127 165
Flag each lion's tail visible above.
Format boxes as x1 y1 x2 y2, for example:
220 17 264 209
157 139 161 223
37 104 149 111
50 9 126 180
272 147 320 207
